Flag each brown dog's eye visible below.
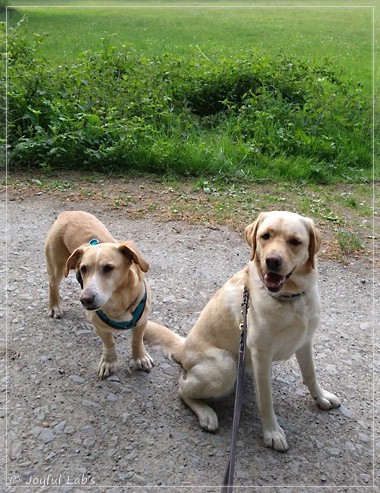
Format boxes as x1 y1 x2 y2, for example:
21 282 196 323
289 238 301 246
261 233 270 240
80 265 88 274
103 264 114 274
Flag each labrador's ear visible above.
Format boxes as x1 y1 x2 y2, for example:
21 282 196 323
244 213 267 261
305 218 321 269
65 247 85 277
118 241 149 273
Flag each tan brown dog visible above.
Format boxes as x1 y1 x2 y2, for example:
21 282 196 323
45 210 153 378
145 211 340 451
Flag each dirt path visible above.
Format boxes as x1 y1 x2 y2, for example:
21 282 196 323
2 190 378 492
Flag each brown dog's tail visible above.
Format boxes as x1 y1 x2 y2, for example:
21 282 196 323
144 321 185 364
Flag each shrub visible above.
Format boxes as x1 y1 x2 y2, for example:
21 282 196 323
6 23 372 182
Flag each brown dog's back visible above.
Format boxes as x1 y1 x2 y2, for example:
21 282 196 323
45 211 116 257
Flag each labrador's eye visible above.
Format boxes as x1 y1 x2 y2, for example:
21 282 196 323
289 238 301 246
103 264 114 274
261 233 270 240
80 265 88 274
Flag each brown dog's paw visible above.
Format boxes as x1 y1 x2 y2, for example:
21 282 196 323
131 352 154 372
97 353 117 379
49 305 63 319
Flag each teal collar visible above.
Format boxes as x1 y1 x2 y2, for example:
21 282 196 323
96 285 147 330
89 238 101 246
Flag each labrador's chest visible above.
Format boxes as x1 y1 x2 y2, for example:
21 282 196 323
247 291 320 362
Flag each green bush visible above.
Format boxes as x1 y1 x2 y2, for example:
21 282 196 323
6 23 372 182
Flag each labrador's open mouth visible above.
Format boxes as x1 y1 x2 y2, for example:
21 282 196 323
263 272 286 292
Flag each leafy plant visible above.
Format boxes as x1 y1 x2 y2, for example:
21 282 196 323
6 24 372 182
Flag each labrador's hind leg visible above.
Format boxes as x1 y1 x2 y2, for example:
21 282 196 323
179 349 237 431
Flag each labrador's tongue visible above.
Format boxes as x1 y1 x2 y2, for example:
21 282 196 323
264 272 286 290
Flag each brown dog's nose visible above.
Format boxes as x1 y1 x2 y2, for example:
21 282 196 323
80 293 96 308
266 254 282 271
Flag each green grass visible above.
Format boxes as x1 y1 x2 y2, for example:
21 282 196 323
3 0 378 182
5 1 375 92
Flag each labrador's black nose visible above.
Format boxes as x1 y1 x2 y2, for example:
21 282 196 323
265 254 282 271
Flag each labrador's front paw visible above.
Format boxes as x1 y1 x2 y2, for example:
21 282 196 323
314 389 341 410
263 425 288 452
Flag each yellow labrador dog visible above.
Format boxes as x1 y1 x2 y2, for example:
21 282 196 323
145 211 340 451
45 211 154 378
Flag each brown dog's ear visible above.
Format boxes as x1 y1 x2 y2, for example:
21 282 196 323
64 247 85 277
245 213 266 261
118 241 149 273
305 218 321 269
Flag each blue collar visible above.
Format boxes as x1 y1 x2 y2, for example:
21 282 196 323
96 286 147 330
76 239 101 289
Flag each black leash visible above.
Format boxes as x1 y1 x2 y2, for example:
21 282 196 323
222 286 250 493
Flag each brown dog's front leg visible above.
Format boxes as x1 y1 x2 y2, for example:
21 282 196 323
95 329 117 379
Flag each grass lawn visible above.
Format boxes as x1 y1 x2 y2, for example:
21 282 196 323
3 1 378 182
5 1 375 93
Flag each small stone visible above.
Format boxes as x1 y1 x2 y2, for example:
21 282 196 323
83 437 95 447
339 405 356 419
69 375 85 384
31 426 43 437
236 470 250 480
163 295 176 303
54 421 67 433
359 322 371 330
326 447 340 456
122 412 130 424
358 433 370 443
81 425 95 435
39 428 55 443
72 435 82 445
107 393 118 402
82 400 101 410
106 374 120 382
133 474 146 485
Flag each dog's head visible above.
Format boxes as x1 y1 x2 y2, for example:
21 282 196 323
64 241 149 311
245 211 321 293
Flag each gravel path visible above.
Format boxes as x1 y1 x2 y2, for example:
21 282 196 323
2 193 378 492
